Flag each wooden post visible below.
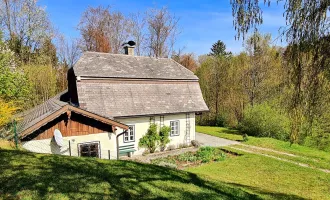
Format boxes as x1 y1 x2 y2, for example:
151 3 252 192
108 150 110 160
69 140 71 156
116 136 119 160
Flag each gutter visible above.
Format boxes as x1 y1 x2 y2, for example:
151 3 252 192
116 130 128 160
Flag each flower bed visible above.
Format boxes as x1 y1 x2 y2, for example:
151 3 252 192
150 146 227 169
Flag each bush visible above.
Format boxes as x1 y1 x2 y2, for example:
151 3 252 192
238 103 290 140
195 146 225 163
157 161 177 169
139 124 160 153
196 146 215 162
242 134 249 142
139 124 171 153
191 140 201 148
159 126 171 151
177 152 198 162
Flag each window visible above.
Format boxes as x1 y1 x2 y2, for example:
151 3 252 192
78 141 100 158
124 125 135 143
170 121 180 136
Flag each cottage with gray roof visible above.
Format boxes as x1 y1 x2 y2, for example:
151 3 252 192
19 43 208 159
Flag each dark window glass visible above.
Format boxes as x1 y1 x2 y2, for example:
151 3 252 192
79 142 99 158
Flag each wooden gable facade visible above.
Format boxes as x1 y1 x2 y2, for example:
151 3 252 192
20 105 129 141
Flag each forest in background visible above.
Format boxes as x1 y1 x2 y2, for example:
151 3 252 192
0 0 330 151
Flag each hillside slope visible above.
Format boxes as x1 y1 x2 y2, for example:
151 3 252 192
0 149 258 200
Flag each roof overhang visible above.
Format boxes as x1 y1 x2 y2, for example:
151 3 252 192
19 105 129 139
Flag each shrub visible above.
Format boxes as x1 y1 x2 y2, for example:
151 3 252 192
191 140 201 148
177 152 198 162
196 146 216 163
157 161 177 169
139 124 171 153
242 134 249 142
238 103 290 140
159 126 171 151
139 124 160 153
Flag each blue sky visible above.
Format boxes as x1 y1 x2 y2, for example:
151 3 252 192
38 0 287 55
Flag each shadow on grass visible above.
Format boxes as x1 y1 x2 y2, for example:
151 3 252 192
217 128 244 142
0 150 305 200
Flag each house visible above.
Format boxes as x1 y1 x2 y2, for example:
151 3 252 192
18 43 208 159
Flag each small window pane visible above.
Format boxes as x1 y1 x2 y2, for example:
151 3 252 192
79 142 99 158
124 125 135 143
170 121 179 136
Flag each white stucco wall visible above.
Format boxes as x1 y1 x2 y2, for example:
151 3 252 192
22 113 196 159
117 112 196 156
22 128 124 160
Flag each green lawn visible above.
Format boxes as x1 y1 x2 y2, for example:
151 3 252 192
0 149 263 200
188 152 330 200
196 126 330 164
2 128 330 200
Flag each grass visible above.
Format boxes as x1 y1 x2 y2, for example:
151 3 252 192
0 139 16 150
232 144 330 170
194 125 330 199
196 126 243 141
196 126 330 164
188 152 330 200
2 127 330 199
0 149 266 200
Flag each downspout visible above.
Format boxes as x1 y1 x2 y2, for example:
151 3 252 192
116 130 128 160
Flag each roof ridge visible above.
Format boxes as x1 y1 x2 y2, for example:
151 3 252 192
84 51 172 60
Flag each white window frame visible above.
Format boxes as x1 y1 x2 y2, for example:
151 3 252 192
124 125 135 143
170 120 180 136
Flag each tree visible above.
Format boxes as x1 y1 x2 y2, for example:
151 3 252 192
209 40 232 57
0 32 30 106
129 12 146 56
230 0 330 144
56 35 81 68
78 6 131 54
146 7 179 58
0 0 54 63
172 52 198 72
78 6 112 53
23 64 57 107
0 99 18 127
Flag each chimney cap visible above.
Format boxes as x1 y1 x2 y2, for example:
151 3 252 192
123 41 135 56
122 40 136 47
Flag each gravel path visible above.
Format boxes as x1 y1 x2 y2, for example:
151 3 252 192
195 132 240 147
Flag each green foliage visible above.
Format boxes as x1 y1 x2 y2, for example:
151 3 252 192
152 147 226 166
239 103 290 140
196 147 226 163
177 152 198 162
208 40 232 57
0 38 30 106
159 126 171 151
139 124 160 153
22 65 57 107
0 100 18 127
242 134 249 142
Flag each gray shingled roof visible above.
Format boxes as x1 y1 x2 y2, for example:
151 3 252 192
74 52 198 80
77 81 209 118
16 91 68 135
